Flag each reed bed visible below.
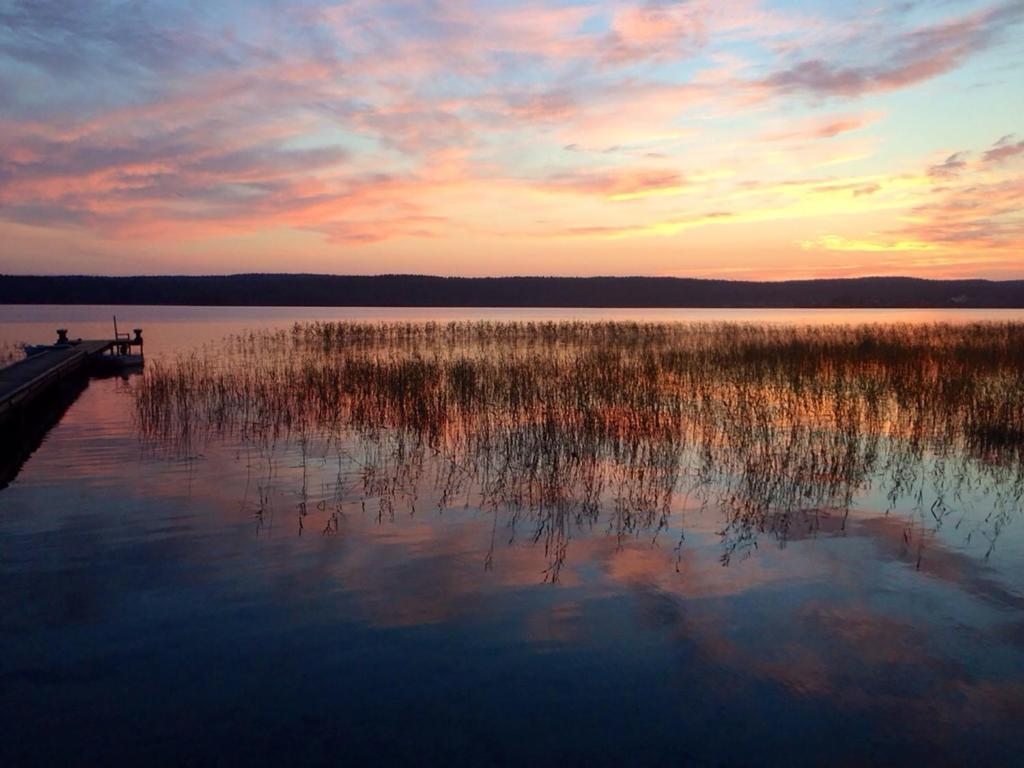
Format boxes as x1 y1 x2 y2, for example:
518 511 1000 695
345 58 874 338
133 321 1024 574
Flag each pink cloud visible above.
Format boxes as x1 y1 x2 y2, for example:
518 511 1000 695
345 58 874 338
763 1 1023 98
603 1 709 63
984 134 1024 164
761 113 879 142
928 151 970 179
542 168 686 197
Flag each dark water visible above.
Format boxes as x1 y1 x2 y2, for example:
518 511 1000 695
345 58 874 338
2 306 1024 767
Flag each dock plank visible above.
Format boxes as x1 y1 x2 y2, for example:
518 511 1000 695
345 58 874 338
0 341 112 416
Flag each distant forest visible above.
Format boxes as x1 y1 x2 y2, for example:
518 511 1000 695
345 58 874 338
2 274 1023 308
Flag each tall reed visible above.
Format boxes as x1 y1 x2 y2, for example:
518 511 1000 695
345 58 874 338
133 321 1024 576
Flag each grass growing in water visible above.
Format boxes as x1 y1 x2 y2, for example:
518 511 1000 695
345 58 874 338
134 321 1024 576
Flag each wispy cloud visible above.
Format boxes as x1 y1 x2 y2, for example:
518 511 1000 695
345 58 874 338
0 0 1020 277
541 168 687 199
760 113 880 142
984 134 1024 164
928 151 971 179
762 1 1024 98
804 133 1024 265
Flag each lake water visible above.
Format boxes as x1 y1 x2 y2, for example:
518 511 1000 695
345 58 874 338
2 305 1024 766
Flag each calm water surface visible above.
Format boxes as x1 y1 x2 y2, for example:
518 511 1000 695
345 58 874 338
2 305 1024 766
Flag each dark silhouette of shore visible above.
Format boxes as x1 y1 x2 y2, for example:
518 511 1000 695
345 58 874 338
2 273 1023 308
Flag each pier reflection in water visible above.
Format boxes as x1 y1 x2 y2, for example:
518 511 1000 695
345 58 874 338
2 318 1023 766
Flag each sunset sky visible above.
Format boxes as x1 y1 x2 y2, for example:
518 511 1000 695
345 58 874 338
1 0 1022 279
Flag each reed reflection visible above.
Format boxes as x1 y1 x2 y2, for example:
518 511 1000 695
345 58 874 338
133 321 1024 578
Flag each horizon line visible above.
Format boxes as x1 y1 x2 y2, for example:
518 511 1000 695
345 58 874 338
4 273 1024 284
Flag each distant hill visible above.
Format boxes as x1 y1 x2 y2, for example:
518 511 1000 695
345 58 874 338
1 274 1023 308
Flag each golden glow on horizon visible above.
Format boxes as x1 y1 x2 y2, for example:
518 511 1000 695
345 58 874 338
802 235 939 253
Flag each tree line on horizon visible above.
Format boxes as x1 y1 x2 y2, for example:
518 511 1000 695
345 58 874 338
1 274 1023 308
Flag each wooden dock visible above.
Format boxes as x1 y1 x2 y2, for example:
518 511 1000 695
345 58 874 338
0 340 113 422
